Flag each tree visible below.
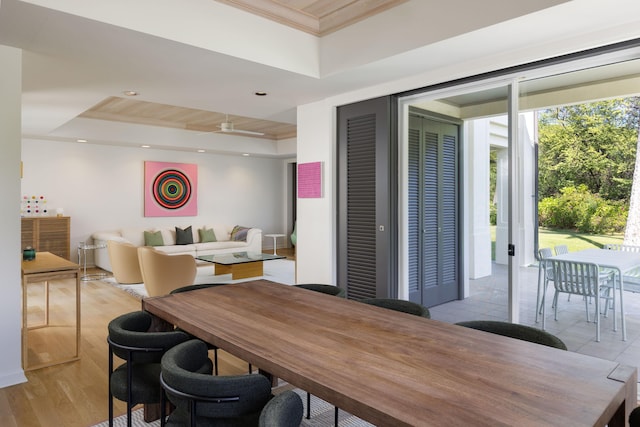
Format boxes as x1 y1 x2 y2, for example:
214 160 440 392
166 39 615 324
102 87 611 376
624 128 640 244
538 98 640 202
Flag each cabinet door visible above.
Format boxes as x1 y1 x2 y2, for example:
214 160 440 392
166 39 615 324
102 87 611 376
21 218 37 250
38 217 70 260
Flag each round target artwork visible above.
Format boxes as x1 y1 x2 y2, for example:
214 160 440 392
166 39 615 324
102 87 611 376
144 161 197 217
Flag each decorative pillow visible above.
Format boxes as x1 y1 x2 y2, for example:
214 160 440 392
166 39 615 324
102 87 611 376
175 226 194 245
144 230 164 247
230 225 251 242
198 227 217 243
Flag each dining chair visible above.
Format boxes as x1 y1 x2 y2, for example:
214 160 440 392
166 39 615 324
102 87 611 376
543 260 611 342
160 339 273 427
107 311 190 427
259 390 304 427
294 283 346 297
455 320 567 350
137 246 197 296
535 247 554 323
554 244 569 255
360 298 430 318
630 406 640 427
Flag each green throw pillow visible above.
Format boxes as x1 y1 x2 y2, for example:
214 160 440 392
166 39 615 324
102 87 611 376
198 227 217 243
230 225 250 242
144 230 164 247
175 226 194 245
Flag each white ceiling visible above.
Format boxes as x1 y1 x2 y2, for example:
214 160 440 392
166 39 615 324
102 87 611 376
1 0 639 157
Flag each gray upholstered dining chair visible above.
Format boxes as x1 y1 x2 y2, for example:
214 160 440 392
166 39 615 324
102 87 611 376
259 390 304 427
107 311 190 427
455 320 567 350
360 298 431 318
160 339 273 427
294 283 345 298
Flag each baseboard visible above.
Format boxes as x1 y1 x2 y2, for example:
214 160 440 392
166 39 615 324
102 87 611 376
0 370 27 389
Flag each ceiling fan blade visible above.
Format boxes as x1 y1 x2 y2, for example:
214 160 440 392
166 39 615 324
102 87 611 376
229 129 265 136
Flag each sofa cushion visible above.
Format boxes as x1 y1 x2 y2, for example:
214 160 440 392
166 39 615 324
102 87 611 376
154 245 197 256
230 225 251 241
195 241 248 252
176 226 194 245
144 230 164 247
198 227 217 243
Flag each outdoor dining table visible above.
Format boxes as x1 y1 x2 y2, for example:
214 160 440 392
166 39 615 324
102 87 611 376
142 279 637 426
549 247 640 341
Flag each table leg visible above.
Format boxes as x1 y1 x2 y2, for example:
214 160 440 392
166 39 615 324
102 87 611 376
40 280 50 326
619 273 627 341
272 236 278 255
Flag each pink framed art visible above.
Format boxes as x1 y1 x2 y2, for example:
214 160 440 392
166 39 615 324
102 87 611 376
298 161 323 198
144 161 198 217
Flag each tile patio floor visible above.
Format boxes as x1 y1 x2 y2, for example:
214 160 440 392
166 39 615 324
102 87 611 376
429 262 640 378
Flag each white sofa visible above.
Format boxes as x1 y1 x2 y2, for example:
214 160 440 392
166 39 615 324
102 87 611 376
92 225 262 272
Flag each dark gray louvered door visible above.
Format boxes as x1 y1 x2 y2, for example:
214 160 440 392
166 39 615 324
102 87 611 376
338 96 397 300
408 112 459 306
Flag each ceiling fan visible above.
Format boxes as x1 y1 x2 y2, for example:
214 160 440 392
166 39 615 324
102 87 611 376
213 114 265 136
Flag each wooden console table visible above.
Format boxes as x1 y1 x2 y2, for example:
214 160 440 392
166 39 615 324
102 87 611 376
21 251 80 371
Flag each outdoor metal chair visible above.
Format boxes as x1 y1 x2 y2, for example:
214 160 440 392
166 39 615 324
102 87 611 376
543 260 611 342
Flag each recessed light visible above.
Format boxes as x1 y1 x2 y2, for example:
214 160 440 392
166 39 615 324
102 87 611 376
197 149 205 153
254 91 267 96
141 145 150 148
76 139 87 143
242 153 250 157
123 90 138 96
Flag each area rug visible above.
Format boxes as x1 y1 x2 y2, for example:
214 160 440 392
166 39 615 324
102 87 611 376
91 387 374 426
98 259 296 299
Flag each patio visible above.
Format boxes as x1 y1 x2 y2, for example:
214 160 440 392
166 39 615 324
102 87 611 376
429 262 640 376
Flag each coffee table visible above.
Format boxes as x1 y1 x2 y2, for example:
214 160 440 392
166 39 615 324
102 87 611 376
196 252 285 280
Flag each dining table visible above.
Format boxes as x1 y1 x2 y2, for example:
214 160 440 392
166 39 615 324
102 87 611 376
549 248 640 341
142 279 637 426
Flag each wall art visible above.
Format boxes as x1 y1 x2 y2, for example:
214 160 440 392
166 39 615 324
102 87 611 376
144 161 197 217
298 161 323 198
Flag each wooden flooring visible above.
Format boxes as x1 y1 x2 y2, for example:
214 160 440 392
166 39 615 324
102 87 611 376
0 248 295 427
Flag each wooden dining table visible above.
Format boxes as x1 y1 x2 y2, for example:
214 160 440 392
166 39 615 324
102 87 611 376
142 280 637 426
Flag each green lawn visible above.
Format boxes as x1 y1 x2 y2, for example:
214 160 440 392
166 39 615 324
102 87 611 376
491 227 624 259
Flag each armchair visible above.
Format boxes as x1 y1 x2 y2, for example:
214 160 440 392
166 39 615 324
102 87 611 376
107 240 143 284
137 247 197 297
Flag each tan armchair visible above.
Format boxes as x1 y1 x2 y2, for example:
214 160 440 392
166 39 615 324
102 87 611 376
107 240 144 284
137 247 197 297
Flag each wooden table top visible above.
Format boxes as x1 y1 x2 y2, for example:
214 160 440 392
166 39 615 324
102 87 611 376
142 280 636 427
21 251 79 274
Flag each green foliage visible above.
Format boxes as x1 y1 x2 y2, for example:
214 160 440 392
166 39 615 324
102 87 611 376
538 98 640 201
538 185 627 233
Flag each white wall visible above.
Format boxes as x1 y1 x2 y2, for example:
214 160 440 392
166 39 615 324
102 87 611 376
0 46 27 388
295 100 336 284
21 140 289 262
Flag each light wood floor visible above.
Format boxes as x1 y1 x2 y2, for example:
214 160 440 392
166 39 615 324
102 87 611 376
1 249 295 427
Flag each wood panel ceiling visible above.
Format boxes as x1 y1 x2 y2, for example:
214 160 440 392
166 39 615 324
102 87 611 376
80 97 298 140
214 0 409 36
79 2 408 140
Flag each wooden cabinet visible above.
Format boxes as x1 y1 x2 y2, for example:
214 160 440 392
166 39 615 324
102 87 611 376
22 217 71 260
